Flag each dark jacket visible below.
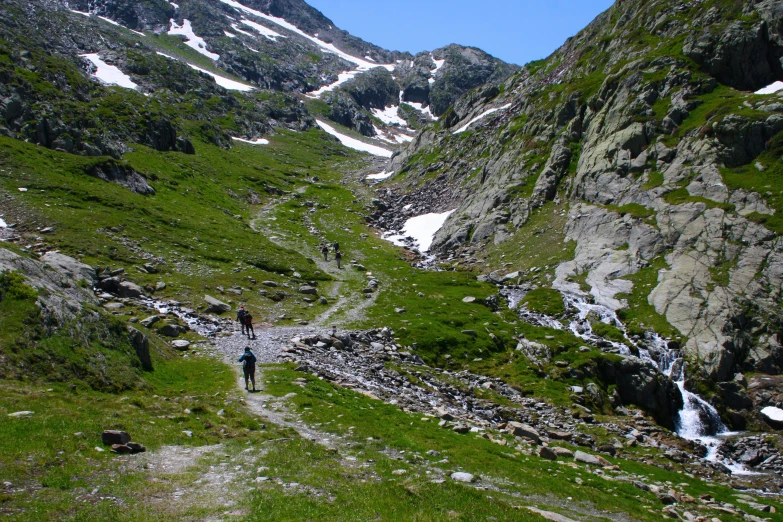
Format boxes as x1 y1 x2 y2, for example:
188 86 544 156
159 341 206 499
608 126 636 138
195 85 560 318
236 309 246 322
238 351 256 367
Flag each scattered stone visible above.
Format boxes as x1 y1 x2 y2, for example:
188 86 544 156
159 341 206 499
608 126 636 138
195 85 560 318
450 472 475 483
573 450 611 467
7 411 34 418
112 444 133 454
171 340 191 350
126 442 146 454
182 430 193 437
392 469 407 475
462 296 476 303
461 330 478 337
118 281 143 298
299 285 318 295
506 421 541 444
551 447 574 458
452 424 471 434
538 446 558 460
524 507 578 522
140 315 160 328
262 281 278 287
204 295 231 313
102 430 131 445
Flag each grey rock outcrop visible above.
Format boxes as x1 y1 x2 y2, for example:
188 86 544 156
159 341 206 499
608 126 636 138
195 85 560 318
128 327 152 370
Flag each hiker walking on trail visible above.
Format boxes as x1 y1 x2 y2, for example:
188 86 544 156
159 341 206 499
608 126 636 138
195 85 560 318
236 306 247 335
333 241 339 252
321 243 329 261
335 249 342 269
238 347 256 391
244 309 256 340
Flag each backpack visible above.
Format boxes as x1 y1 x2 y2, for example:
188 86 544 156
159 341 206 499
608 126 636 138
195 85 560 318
244 313 253 326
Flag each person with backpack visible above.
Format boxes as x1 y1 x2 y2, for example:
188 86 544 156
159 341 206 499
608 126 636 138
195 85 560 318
238 346 257 391
333 241 339 252
335 249 342 269
236 306 247 335
321 243 329 261
244 309 256 339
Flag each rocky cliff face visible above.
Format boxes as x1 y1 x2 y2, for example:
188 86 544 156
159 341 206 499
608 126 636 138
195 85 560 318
382 0 783 387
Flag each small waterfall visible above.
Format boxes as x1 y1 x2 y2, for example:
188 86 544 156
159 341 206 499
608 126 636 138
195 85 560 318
504 286 754 474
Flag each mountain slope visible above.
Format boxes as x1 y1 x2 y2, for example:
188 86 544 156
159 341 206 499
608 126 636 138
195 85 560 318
382 0 783 393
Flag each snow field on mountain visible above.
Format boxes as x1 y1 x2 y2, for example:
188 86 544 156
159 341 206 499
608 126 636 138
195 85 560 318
756 81 783 95
241 19 284 41
232 137 270 145
384 210 456 252
80 53 138 89
168 19 220 60
315 120 393 157
372 106 408 127
366 172 393 181
453 104 512 134
0 217 7 228
156 53 253 91
218 0 395 98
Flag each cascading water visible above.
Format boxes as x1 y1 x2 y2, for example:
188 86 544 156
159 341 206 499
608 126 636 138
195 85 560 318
503 286 754 474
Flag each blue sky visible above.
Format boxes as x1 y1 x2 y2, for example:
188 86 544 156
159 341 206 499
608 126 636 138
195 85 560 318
306 0 615 65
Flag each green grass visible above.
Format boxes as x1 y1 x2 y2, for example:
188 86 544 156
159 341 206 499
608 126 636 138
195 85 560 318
720 131 783 233
616 256 681 340
0 129 364 323
521 288 566 316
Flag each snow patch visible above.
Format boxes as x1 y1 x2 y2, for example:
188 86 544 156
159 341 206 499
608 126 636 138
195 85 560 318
401 100 437 120
756 81 783 95
307 70 363 98
80 53 138 90
366 172 393 181
315 120 393 158
185 64 254 91
372 105 407 127
224 30 237 38
0 217 7 228
168 19 220 60
241 19 284 41
453 104 512 134
230 24 256 38
169 2 179 8
384 210 455 253
232 137 269 145
431 57 446 73
155 53 253 91
395 133 414 143
69 9 90 17
762 406 783 422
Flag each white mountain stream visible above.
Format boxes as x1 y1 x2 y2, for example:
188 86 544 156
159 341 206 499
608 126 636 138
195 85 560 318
503 287 754 474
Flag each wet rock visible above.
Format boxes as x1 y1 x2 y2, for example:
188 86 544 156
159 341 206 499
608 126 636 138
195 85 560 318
112 444 133 454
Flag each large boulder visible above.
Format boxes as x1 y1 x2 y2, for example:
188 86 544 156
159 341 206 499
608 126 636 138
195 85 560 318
41 252 97 287
118 281 143 298
598 356 683 430
506 421 541 444
128 327 152 370
204 295 230 314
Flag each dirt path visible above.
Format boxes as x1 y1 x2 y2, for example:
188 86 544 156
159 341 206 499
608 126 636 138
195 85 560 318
249 183 377 328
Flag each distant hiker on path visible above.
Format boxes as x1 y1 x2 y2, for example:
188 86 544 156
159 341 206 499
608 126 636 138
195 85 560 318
335 249 342 269
321 243 329 261
238 347 256 391
244 309 256 339
236 305 247 335
333 241 339 252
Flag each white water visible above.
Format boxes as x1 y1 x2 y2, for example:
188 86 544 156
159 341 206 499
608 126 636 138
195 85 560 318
505 286 755 474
